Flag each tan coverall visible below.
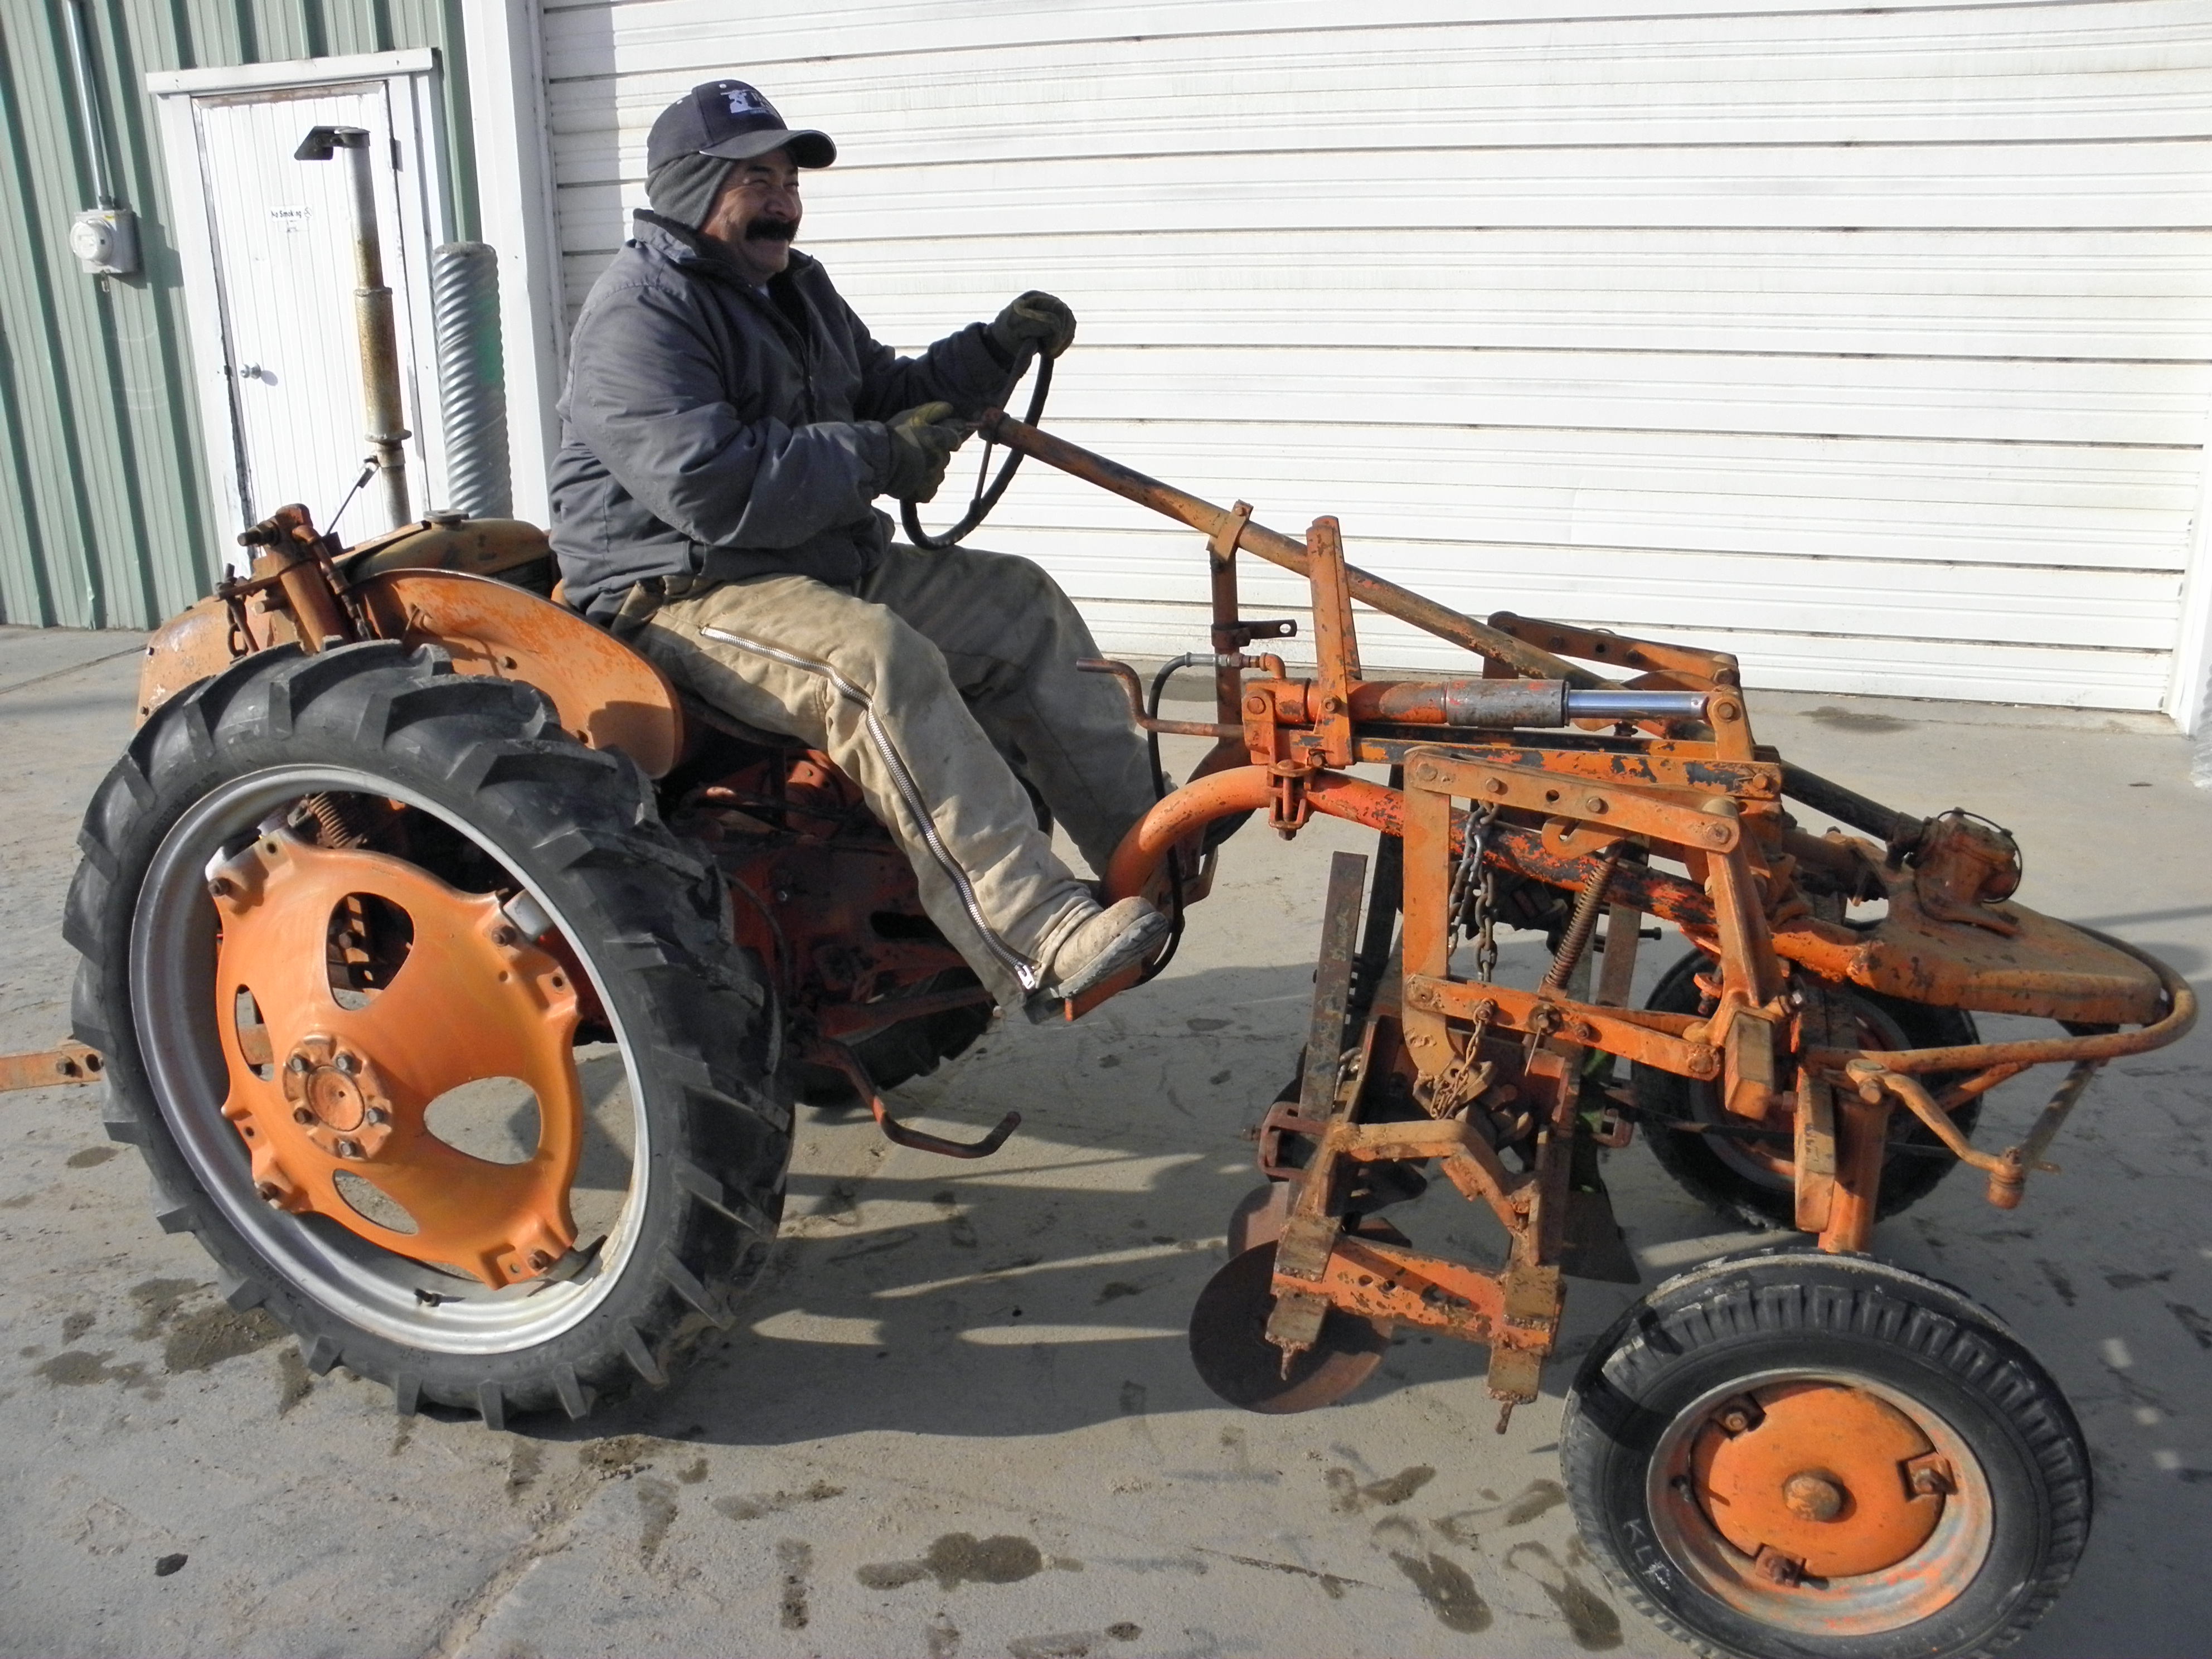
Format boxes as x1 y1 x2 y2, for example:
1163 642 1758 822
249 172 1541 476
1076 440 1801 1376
612 540 1160 1010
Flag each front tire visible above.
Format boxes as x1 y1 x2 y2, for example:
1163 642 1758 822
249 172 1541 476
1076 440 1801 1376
1561 1248 2090 1659
66 643 791 1424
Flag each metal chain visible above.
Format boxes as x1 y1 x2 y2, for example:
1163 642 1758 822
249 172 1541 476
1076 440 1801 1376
1447 802 1501 982
1420 998 1497 1118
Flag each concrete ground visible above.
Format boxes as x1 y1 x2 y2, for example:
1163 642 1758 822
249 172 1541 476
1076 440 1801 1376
1 622 2209 1659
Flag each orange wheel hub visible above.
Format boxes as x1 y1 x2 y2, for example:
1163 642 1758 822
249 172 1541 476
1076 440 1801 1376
210 828 582 1287
1690 1381 1951 1580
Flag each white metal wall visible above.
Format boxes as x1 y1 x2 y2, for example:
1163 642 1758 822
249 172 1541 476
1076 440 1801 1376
537 0 2212 714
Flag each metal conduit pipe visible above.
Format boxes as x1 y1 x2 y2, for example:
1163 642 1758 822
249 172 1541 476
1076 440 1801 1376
430 243 513 518
295 125 411 531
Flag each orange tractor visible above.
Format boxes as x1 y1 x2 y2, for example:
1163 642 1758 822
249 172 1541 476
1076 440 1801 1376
48 376 2190 1659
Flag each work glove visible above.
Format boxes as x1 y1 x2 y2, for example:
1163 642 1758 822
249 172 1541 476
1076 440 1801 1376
880 401 971 503
989 290 1077 363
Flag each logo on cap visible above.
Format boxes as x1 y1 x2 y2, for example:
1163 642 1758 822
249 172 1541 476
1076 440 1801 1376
722 84 772 118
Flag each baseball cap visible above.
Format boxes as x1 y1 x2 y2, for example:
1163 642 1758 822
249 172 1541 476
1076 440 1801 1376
647 81 836 172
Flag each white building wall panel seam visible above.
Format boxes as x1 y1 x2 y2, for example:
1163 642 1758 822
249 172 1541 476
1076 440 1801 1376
537 0 2212 717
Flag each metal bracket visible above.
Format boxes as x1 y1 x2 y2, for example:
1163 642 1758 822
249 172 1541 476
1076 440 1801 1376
0 1041 105 1094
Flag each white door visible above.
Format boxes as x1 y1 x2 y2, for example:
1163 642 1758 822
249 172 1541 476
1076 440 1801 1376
151 53 450 557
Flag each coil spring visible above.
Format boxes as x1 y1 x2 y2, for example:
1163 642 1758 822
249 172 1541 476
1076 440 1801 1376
292 792 374 849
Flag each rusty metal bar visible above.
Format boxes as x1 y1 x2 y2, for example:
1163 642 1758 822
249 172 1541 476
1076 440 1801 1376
1101 765 1715 930
1779 761 1925 852
0 1041 104 1094
812 1041 1019 1160
1802 928 2195 1076
1076 658 1240 737
984 413 1607 688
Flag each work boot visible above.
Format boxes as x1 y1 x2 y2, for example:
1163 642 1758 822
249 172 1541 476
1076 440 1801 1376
1025 896 1170 1022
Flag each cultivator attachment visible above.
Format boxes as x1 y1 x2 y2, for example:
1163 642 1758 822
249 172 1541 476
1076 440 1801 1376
977 407 2194 1432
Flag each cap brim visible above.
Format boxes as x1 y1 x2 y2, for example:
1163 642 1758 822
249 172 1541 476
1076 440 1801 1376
700 128 836 168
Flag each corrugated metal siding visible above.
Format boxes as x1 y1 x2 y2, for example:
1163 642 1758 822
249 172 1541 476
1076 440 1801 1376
0 0 471 630
541 0 2212 711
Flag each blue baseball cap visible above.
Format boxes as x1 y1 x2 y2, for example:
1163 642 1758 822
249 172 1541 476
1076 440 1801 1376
647 80 836 172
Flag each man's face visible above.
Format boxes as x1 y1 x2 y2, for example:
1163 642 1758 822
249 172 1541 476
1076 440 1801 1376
700 148 802 284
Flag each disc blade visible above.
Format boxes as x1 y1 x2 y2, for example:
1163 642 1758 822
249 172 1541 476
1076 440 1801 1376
1189 1242 1390 1414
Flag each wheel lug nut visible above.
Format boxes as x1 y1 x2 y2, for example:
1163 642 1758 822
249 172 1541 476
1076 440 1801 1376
1909 1462 1955 1497
334 1052 360 1075
336 1138 363 1160
285 1054 309 1074
363 1107 388 1126
292 1107 314 1125
1753 1546 1803 1586
254 1181 283 1205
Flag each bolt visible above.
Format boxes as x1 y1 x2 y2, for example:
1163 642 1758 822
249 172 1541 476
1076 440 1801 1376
1245 695 1268 715
490 924 519 947
207 876 234 900
363 1107 389 1126
1719 1407 1752 1433
335 1138 363 1160
1414 763 1439 783
333 1052 360 1075
1909 1463 1955 1497
527 1250 554 1272
1485 778 1507 796
292 1107 314 1125
1585 795 1607 814
285 1054 309 1075
1753 1548 1803 1587
254 1181 283 1205
1711 700 1742 722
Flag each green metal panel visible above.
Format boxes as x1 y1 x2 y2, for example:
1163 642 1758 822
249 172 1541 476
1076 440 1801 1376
0 0 475 629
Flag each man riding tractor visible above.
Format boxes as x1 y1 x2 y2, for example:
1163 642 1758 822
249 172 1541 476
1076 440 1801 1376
550 80 1168 1024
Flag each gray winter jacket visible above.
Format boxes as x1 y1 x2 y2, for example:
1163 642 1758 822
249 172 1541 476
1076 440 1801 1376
549 213 1013 617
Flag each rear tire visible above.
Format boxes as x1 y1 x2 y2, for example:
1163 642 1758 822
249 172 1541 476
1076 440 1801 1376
1561 1247 2089 1659
66 642 791 1424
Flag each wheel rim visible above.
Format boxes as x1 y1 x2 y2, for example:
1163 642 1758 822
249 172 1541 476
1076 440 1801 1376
210 828 584 1287
1647 1368 1994 1638
131 766 652 1356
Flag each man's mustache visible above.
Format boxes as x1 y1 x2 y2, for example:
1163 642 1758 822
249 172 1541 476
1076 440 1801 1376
744 217 798 242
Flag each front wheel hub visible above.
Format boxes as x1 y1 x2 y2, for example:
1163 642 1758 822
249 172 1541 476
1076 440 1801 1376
1691 1380 1945 1579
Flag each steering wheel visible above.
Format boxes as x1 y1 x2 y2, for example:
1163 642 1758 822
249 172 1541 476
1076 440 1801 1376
899 350 1053 551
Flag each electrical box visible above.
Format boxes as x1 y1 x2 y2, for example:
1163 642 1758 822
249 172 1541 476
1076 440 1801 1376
69 207 138 276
